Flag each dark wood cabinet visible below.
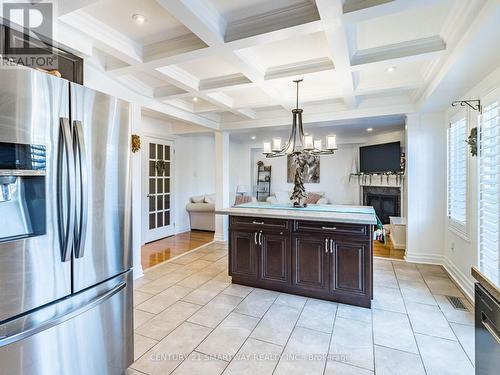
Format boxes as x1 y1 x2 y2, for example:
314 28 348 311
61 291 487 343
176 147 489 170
292 234 329 293
260 232 290 286
229 216 373 307
229 230 258 278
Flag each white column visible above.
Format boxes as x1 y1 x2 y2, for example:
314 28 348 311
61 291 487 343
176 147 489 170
130 103 144 279
214 131 230 241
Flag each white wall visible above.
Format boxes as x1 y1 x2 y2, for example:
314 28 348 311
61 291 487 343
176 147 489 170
229 130 405 206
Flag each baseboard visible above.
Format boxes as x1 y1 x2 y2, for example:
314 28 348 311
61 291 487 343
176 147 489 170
214 232 226 242
133 264 144 280
404 252 442 264
174 224 191 235
442 256 474 303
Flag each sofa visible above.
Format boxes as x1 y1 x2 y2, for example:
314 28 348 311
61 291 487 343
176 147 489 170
266 191 329 205
186 194 215 231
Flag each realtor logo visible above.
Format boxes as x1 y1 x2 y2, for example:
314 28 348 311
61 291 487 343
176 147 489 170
1 0 57 69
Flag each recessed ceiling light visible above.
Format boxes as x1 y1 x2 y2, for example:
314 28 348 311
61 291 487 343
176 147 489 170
386 66 396 73
251 136 256 140
132 14 146 24
192 97 199 102
367 128 373 132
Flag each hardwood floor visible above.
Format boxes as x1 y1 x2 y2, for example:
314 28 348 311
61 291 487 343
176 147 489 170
373 238 405 260
141 230 214 269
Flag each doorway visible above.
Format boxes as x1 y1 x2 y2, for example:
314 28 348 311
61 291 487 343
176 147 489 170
143 137 174 243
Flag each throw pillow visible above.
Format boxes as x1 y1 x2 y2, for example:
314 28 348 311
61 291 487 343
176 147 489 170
204 195 214 204
304 192 322 204
191 195 205 203
234 195 252 205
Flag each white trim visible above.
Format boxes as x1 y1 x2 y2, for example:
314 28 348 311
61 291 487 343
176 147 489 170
404 252 442 265
214 232 226 242
442 255 474 303
174 224 192 235
133 264 144 280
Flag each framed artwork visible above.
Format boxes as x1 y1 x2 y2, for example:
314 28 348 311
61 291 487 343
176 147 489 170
287 154 320 183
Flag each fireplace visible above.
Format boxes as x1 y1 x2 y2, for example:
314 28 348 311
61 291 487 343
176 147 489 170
363 186 401 224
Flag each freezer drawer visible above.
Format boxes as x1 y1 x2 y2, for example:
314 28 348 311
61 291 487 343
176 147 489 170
475 283 500 375
0 271 133 375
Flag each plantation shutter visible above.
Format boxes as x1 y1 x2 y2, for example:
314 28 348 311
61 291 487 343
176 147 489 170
479 100 499 285
447 116 467 228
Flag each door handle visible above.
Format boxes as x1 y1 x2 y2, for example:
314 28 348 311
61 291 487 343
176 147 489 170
325 238 329 253
254 232 258 245
322 226 337 231
252 221 264 225
482 312 500 344
258 231 262 245
330 239 334 253
73 120 88 259
57 118 76 262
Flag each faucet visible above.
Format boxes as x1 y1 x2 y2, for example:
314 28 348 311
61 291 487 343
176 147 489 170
0 176 17 202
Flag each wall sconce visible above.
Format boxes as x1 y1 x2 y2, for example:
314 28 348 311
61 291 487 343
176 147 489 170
131 134 141 153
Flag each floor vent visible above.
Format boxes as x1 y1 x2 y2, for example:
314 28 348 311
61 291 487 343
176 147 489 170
446 296 468 311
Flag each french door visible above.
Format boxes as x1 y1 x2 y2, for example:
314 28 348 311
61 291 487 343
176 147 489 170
143 137 174 243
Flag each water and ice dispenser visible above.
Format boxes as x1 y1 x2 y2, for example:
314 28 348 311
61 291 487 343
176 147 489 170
0 142 46 241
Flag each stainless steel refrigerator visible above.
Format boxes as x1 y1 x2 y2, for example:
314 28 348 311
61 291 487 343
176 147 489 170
0 63 133 374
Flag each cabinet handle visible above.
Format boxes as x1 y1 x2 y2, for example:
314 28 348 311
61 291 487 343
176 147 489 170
325 238 329 253
254 232 258 245
252 221 264 225
330 239 334 253
482 312 500 344
322 226 337 230
258 231 262 245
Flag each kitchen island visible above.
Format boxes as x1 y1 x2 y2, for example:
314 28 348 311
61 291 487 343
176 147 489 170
216 203 377 308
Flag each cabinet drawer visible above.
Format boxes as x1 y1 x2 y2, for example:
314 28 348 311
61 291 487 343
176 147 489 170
230 216 289 231
294 220 369 238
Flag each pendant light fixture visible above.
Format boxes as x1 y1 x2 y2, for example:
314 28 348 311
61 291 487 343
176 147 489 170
263 79 337 158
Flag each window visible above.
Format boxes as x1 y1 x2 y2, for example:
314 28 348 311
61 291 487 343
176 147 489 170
447 116 468 232
479 100 499 285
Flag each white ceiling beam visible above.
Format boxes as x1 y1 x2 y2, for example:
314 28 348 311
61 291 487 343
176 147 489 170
315 0 358 110
265 57 334 81
199 73 251 91
155 0 226 46
154 85 188 100
351 36 446 68
59 10 142 65
116 75 154 98
343 0 450 24
57 0 99 16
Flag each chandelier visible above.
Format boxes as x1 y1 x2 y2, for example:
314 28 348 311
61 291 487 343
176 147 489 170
263 79 337 158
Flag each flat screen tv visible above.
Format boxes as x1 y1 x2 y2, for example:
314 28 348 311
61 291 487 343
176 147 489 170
359 142 401 173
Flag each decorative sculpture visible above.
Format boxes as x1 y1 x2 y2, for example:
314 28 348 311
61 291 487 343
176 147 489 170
290 154 308 207
131 134 141 153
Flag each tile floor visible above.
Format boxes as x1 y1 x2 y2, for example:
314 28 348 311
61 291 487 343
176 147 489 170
129 242 475 375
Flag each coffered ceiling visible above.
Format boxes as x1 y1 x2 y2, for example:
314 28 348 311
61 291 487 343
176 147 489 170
54 0 500 131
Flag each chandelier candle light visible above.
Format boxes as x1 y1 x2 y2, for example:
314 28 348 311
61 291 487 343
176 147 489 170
263 79 337 207
263 79 337 157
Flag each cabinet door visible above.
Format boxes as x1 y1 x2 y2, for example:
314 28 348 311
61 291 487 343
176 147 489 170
259 232 290 286
331 240 368 296
229 230 258 278
292 235 329 293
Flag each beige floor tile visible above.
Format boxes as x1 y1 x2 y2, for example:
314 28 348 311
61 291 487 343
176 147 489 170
296 298 337 333
450 322 475 364
222 284 254 298
374 345 425 375
274 293 307 310
415 333 474 375
372 285 406 313
433 295 474 326
336 303 372 323
274 326 331 375
136 285 193 314
222 338 282 375
406 301 456 340
424 276 464 297
417 264 448 278
201 250 228 262
330 317 374 371
125 368 148 375
372 309 418 354
134 277 153 290
134 333 158 361
136 270 193 295
131 322 212 375
234 288 279 318
134 309 155 330
250 304 301 346
196 312 260 359
144 262 183 280
374 258 394 271
134 291 154 307
324 361 374 374
171 352 228 375
176 273 213 289
135 301 202 340
182 280 231 306
188 294 243 328
373 269 399 289
183 259 213 271
399 280 437 305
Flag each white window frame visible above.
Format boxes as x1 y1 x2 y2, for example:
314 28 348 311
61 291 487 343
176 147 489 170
447 110 469 239
478 87 500 285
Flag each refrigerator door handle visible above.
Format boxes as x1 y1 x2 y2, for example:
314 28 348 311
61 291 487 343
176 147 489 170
58 117 76 262
0 281 126 347
73 120 88 259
